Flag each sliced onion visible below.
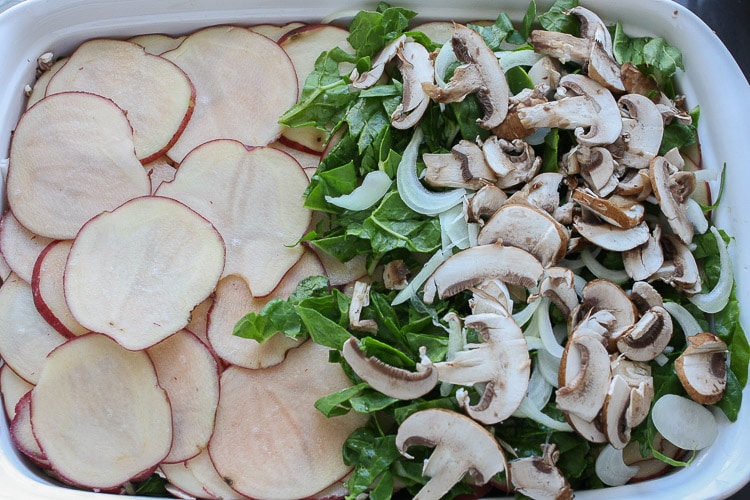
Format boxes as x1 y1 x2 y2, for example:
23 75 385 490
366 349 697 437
440 312 466 397
662 301 703 339
496 49 543 71
513 398 573 432
526 361 553 410
523 126 551 146
580 248 629 284
439 203 471 250
396 128 465 216
536 298 564 359
651 394 719 450
434 39 458 88
324 170 392 210
514 298 541 328
537 347 561 388
391 247 452 306
525 336 543 351
685 198 709 235
595 444 639 486
688 226 733 313
692 168 721 183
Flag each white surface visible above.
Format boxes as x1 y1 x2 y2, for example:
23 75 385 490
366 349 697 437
0 0 748 499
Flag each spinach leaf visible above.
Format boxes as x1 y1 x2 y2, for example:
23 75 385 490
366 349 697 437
538 0 580 35
347 3 417 58
362 191 442 254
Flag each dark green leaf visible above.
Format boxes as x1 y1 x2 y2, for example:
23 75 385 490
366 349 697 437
715 369 743 422
538 0 580 35
344 429 402 497
297 305 351 349
315 382 368 417
362 192 442 254
347 5 416 58
349 390 400 413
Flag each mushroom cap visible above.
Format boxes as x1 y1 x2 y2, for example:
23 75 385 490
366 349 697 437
649 156 694 245
616 305 673 362
613 94 664 169
623 226 664 282
423 243 544 304
477 203 570 267
482 137 541 189
573 214 650 252
675 333 728 405
465 184 508 224
573 278 638 344
572 189 645 230
391 41 434 129
556 334 612 422
508 444 573 500
341 337 438 400
560 74 622 146
602 374 633 449
351 35 405 89
396 408 508 500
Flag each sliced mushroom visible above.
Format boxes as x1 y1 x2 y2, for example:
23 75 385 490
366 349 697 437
492 86 549 140
423 140 496 189
435 312 530 424
650 156 695 245
622 225 664 281
675 333 728 405
573 213 650 252
508 444 573 500
601 373 632 449
348 281 378 333
422 243 544 304
465 185 507 224
572 278 638 347
470 278 514 314
616 305 673 362
628 281 664 313
653 234 701 295
572 189 644 230
615 168 653 201
391 41 434 129
342 337 437 399
611 94 664 169
620 62 659 97
350 35 406 89
481 137 541 189
382 260 410 290
572 146 619 197
477 203 569 267
556 334 612 422
506 172 564 216
528 56 562 90
610 355 654 428
517 74 622 147
567 412 608 444
396 408 508 500
423 24 509 129
538 266 579 318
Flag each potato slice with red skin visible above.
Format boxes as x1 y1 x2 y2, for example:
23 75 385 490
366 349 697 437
128 33 186 55
64 196 225 351
147 330 220 464
10 392 48 467
161 25 298 163
145 156 178 193
0 364 33 421
209 340 368 500
0 274 67 384
279 24 354 154
249 22 306 42
46 39 195 163
30 333 173 490
207 250 325 369
185 448 245 500
156 140 311 297
159 460 212 499
32 240 88 338
6 92 151 240
0 211 53 284
186 295 214 350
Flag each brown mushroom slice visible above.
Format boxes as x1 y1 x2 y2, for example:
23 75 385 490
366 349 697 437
477 203 569 267
538 267 579 317
435 312 530 424
615 168 653 201
613 94 664 169
342 336 437 400
653 234 702 295
650 156 695 245
350 35 405 89
572 189 645 230
573 146 618 197
574 278 638 345
611 356 654 428
518 74 622 147
481 137 541 189
616 306 673 362
573 214 650 252
556 334 612 422
567 412 608 444
601 374 633 449
382 260 410 290
506 172 564 215
423 24 509 129
423 140 496 189
623 226 664 282
396 408 508 500
465 185 508 224
349 281 378 333
492 87 549 140
508 444 573 500
423 243 544 304
675 333 728 405
391 41 434 129
620 62 659 97
628 281 664 313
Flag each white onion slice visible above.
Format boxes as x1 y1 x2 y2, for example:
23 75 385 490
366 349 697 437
439 203 471 250
662 301 703 339
496 49 543 71
580 248 629 284
688 226 733 313
537 347 561 388
651 394 719 450
595 444 639 486
514 298 541 328
434 39 458 88
324 170 392 210
391 247 451 306
685 198 709 234
692 168 721 183
513 398 573 432
396 128 465 216
440 312 466 397
536 298 564 359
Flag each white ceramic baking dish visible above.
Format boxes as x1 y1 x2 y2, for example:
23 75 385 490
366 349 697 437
0 0 748 498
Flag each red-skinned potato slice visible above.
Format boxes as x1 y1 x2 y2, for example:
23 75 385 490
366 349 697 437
10 392 47 466
32 240 88 338
128 33 186 55
156 140 311 297
64 196 225 351
0 274 67 384
186 295 214 348
270 141 321 179
46 39 195 163
30 333 173 490
162 25 298 162
6 92 151 240
0 210 53 284
208 341 369 499
25 57 67 109
0 252 11 282
250 22 306 41
185 448 244 499
0 364 34 421
279 24 354 154
146 157 178 193
207 250 325 369
160 461 212 499
147 330 220 464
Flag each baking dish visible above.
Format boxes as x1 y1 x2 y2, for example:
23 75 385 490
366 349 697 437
1 0 749 498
